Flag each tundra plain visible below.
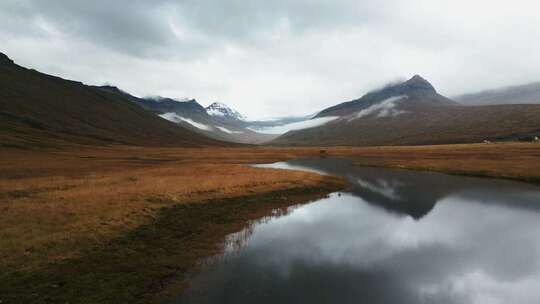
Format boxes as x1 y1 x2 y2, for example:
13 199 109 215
1 142 540 303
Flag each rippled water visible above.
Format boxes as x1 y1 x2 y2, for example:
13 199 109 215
177 158 540 304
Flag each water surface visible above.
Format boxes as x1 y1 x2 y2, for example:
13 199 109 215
178 158 540 304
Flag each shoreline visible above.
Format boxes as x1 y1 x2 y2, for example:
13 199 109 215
2 142 540 302
2 184 344 304
351 162 540 186
327 142 540 187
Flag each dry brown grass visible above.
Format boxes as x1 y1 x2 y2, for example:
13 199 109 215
329 142 540 182
0 146 336 273
2 142 539 275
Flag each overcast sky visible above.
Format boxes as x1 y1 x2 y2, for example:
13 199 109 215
1 0 540 118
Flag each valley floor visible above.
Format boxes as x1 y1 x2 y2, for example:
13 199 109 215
1 142 539 303
0 146 344 303
329 142 540 184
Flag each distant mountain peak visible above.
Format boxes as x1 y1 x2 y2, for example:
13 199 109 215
206 102 245 121
100 85 126 95
147 96 195 103
402 74 436 92
179 98 198 104
314 74 456 118
209 102 228 108
409 74 427 82
361 74 437 100
0 53 14 65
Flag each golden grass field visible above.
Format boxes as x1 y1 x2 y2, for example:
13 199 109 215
1 142 540 303
0 146 340 271
330 142 540 183
2 142 540 270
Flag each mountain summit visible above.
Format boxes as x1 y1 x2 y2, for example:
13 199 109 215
98 85 206 115
98 86 273 144
315 75 455 118
404 75 436 92
0 52 14 65
271 75 540 146
206 102 245 121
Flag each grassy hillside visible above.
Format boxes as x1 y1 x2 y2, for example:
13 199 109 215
273 104 540 146
273 75 540 146
0 53 225 149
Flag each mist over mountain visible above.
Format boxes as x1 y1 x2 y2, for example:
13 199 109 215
99 86 275 144
4 46 540 149
99 86 206 115
4 2 540 303
272 75 540 146
456 82 540 106
315 75 457 118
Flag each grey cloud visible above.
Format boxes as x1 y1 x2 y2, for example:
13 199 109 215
7 0 178 57
1 0 540 118
0 1 45 38
2 0 379 58
172 0 377 40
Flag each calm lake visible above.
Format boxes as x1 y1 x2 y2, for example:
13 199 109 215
177 158 540 304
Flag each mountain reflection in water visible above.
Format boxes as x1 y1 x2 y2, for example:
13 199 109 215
177 158 540 304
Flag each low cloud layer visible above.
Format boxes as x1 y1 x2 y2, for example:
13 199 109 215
159 113 213 131
354 95 408 119
249 116 338 134
1 0 540 118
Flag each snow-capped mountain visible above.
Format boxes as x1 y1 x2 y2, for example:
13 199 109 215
206 102 246 121
146 96 194 103
98 86 276 144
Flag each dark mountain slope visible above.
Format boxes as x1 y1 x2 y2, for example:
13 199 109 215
0 53 225 149
100 86 208 116
272 76 540 146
